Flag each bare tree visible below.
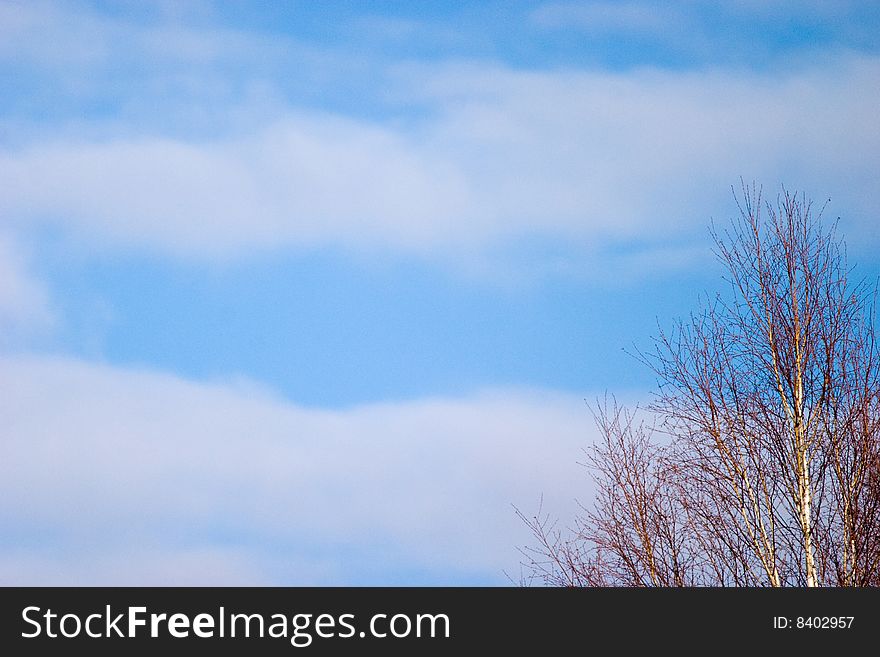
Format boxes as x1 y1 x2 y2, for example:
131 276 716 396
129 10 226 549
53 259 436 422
521 183 880 586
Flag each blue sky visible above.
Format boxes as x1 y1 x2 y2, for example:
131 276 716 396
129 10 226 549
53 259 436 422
1 1 879 585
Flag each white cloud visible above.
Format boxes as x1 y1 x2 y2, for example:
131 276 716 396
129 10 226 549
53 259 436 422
1 3 877 275
2 54 878 268
0 233 54 335
408 56 880 237
0 0 285 71
0 117 472 257
0 355 594 584
0 547 272 587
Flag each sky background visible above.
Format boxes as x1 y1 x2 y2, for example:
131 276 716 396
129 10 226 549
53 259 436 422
1 0 879 585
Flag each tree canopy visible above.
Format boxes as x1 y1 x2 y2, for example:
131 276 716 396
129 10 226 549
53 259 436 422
522 183 880 586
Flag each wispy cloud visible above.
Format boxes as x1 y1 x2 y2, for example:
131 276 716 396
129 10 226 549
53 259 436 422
0 0 286 70
0 354 593 584
0 232 54 336
2 55 877 272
